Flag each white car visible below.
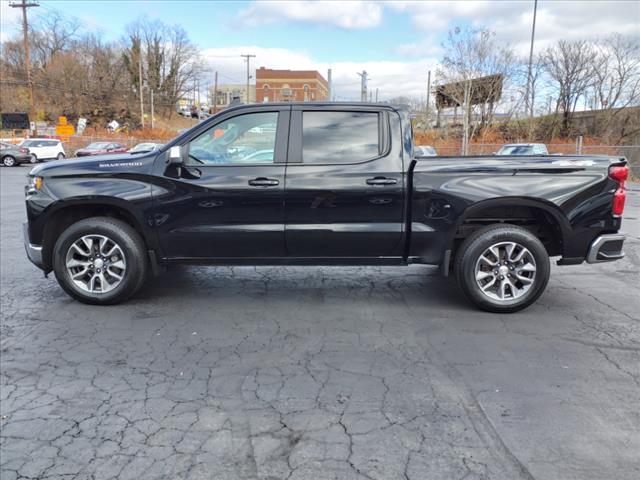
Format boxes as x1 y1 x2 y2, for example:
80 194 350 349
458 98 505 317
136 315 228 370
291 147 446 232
19 139 66 163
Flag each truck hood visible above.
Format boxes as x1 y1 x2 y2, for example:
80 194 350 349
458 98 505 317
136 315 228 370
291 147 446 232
29 152 158 177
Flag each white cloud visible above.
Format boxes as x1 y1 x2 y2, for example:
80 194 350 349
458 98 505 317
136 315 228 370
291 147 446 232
388 0 639 57
201 46 438 101
239 0 383 29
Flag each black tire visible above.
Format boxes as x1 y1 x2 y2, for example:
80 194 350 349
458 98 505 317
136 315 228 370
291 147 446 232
29 154 38 164
454 224 550 313
2 155 16 167
56 153 65 160
52 217 148 305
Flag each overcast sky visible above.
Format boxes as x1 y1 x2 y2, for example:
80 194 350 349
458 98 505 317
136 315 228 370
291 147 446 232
1 0 639 101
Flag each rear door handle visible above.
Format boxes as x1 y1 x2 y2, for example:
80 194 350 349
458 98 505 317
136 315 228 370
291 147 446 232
366 177 397 186
249 177 279 187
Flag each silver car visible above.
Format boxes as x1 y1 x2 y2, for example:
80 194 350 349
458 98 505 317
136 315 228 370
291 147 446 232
414 145 437 157
496 143 548 155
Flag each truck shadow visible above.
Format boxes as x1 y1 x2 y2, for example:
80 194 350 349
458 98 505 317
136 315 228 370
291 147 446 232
135 265 469 312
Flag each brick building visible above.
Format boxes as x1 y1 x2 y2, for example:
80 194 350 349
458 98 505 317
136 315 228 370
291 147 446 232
255 67 329 103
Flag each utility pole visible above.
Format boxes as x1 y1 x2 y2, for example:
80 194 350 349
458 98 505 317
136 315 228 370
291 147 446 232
462 80 471 156
525 0 538 117
241 54 256 103
138 52 144 128
10 0 39 127
213 71 218 113
375 88 378 102
357 71 368 102
327 68 332 101
426 70 431 119
150 89 154 129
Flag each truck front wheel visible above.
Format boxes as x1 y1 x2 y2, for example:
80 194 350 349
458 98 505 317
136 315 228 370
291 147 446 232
52 217 148 305
454 224 550 313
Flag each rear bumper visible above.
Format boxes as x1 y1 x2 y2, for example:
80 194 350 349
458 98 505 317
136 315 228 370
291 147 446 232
22 221 44 269
586 234 625 263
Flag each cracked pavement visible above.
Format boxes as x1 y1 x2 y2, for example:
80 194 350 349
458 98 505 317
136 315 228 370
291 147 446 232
1 166 639 479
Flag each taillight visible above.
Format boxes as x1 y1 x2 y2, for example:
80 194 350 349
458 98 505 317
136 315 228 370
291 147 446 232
609 165 629 216
612 189 626 216
609 165 629 183
19 147 28 154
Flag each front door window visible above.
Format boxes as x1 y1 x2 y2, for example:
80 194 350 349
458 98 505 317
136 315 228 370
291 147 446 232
187 112 278 166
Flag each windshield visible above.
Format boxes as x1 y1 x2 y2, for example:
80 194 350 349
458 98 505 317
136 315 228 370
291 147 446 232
19 140 38 147
86 142 111 150
497 145 534 155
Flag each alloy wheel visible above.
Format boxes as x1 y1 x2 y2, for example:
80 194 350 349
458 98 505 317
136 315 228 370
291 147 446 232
65 234 126 293
474 241 537 302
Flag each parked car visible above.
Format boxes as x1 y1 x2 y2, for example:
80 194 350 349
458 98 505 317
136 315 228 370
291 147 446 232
23 103 628 313
75 142 128 157
0 141 31 166
242 149 274 163
19 139 66 162
496 143 548 155
414 145 437 157
128 143 164 154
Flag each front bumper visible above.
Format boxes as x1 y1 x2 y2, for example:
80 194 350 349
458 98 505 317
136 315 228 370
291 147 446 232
22 221 44 269
586 233 625 263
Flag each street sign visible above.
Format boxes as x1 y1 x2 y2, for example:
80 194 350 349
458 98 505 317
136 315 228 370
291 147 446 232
0 113 30 130
77 118 87 135
55 124 75 139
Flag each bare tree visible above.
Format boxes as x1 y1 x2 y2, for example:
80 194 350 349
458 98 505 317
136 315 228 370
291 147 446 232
123 17 198 119
543 39 598 136
29 10 81 68
525 53 546 117
437 26 518 154
592 34 640 142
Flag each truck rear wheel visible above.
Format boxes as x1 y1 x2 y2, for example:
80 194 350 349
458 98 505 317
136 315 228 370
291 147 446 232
454 224 550 313
52 217 148 305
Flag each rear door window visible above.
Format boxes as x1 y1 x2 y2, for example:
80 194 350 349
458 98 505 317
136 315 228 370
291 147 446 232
302 111 380 163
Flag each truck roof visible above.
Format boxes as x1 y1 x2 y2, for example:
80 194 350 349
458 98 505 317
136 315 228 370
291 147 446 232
220 102 409 113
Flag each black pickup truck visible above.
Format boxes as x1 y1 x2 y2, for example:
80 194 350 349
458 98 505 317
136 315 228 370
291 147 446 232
23 103 628 312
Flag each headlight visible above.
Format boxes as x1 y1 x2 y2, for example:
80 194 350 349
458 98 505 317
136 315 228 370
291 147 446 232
27 176 43 191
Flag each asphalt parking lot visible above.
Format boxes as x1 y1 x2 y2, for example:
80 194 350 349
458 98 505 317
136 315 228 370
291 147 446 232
1 164 639 480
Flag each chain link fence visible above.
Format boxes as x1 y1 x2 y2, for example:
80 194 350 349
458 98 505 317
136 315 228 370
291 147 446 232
8 133 637 176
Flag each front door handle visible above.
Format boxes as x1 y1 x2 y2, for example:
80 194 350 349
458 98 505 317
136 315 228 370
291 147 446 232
366 177 397 186
249 177 279 187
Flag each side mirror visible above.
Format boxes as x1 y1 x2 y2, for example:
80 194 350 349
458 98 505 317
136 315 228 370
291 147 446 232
168 145 183 165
